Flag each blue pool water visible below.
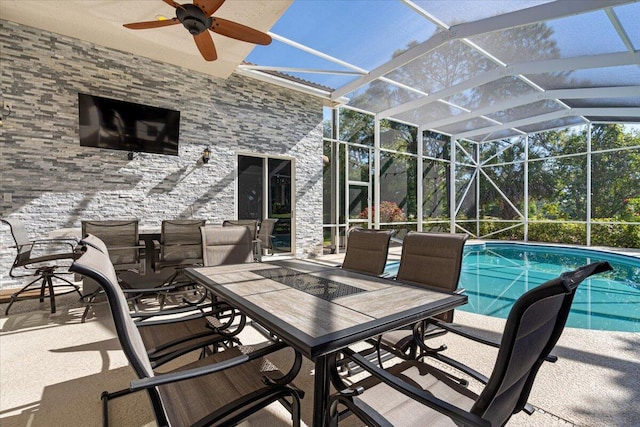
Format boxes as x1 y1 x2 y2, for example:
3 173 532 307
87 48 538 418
385 243 640 332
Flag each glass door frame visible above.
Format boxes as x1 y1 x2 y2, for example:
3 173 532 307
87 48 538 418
235 152 296 255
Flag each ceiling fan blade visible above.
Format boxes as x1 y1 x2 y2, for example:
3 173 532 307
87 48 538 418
194 0 225 17
193 31 217 61
162 0 182 9
123 18 180 30
210 17 272 45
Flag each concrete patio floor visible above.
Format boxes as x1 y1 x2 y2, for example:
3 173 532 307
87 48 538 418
1 251 639 426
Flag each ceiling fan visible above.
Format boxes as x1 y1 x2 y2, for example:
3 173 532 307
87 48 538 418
123 0 272 61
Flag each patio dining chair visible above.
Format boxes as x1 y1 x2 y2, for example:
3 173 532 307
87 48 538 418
81 233 243 368
152 219 207 308
375 231 468 362
200 225 257 337
327 261 613 427
222 219 261 261
79 219 146 319
202 225 255 266
341 227 394 276
81 219 146 274
1 218 81 314
70 241 304 426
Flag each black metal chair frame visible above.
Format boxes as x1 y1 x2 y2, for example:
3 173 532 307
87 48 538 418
80 233 244 366
1 218 81 314
326 261 612 427
70 242 305 426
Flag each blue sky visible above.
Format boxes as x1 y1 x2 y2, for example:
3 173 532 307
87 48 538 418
246 0 640 131
246 1 640 92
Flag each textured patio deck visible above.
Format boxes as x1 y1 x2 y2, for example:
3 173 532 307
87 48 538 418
1 249 638 426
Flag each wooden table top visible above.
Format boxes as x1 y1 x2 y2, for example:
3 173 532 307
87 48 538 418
185 259 467 359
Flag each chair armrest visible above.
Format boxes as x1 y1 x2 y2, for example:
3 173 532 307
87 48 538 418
129 341 289 391
428 320 558 363
133 310 208 326
32 239 77 253
38 236 79 244
337 348 491 427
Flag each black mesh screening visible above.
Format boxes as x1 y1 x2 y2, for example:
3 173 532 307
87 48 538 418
252 267 366 301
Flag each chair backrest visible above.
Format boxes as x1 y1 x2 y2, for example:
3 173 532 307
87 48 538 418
71 241 155 380
223 220 258 240
160 219 206 263
70 238 166 423
396 231 468 322
342 228 394 276
201 225 254 266
471 261 612 426
257 218 278 251
81 220 141 268
1 218 32 266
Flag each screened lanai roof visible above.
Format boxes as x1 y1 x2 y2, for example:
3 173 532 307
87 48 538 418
239 0 640 143
3 0 639 142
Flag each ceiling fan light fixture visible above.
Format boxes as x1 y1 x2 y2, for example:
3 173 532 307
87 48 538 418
177 4 211 35
122 0 272 62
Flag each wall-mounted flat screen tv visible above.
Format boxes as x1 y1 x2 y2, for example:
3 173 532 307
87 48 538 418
78 93 180 156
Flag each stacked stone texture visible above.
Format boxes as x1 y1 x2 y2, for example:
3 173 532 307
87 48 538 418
0 21 324 288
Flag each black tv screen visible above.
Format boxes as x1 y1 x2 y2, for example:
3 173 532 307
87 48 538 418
78 93 180 156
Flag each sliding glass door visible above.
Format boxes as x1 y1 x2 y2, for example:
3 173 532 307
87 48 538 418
237 155 293 254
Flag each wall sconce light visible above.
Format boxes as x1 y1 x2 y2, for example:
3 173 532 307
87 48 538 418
202 146 211 164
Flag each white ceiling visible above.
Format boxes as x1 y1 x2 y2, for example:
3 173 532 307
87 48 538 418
0 0 293 79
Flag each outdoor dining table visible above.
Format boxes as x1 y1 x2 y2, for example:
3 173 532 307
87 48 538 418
184 258 468 427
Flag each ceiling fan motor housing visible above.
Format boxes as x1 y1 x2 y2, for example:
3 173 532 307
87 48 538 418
176 4 212 35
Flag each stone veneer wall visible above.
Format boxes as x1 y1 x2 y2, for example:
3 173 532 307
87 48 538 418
0 20 324 288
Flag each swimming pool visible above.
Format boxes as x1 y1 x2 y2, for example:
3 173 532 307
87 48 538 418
385 242 640 332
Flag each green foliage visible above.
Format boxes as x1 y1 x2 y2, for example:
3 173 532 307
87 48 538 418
621 197 640 221
478 221 524 240
528 222 586 245
591 222 640 248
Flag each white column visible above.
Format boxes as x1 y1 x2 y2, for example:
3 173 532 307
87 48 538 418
374 119 381 229
417 126 424 232
524 135 529 242
450 135 457 233
586 122 592 246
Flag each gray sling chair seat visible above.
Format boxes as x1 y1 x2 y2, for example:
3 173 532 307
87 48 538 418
341 227 395 276
152 219 208 309
81 234 244 368
202 225 255 266
327 261 613 427
70 241 304 427
222 219 262 261
1 218 81 314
